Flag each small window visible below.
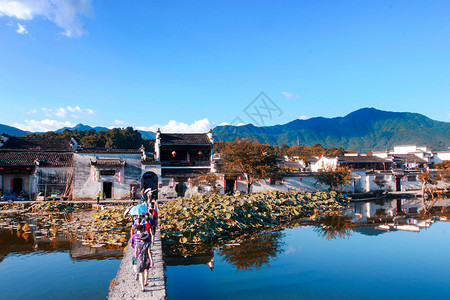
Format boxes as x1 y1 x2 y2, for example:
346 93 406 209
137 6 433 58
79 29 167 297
408 175 417 182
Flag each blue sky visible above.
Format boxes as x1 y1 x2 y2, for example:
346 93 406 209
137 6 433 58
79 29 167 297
0 0 449 132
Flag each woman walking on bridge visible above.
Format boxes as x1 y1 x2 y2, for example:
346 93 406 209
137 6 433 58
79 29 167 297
135 231 154 292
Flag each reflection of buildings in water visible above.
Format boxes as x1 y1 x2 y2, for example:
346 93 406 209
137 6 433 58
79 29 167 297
0 230 123 264
348 199 450 222
70 241 123 261
346 198 450 234
164 249 215 271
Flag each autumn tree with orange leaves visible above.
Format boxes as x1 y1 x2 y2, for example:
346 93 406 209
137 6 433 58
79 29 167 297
218 138 280 193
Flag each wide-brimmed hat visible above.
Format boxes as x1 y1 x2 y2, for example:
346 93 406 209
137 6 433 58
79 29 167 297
139 232 149 240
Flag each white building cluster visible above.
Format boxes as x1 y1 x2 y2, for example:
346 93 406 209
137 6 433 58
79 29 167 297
0 131 449 200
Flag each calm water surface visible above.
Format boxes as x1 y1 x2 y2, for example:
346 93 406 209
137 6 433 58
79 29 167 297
0 230 123 300
166 200 450 300
1 199 450 299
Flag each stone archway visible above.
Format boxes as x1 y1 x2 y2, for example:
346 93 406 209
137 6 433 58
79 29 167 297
142 172 158 199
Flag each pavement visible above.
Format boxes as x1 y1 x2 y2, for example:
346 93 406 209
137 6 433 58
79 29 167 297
109 229 166 300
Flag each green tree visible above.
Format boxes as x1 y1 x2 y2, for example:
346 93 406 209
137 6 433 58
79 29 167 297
218 138 280 193
313 165 353 191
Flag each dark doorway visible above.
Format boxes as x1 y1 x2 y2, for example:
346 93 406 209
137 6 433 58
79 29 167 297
103 182 112 199
142 172 158 199
353 178 362 193
12 178 22 195
175 182 185 197
225 180 235 194
395 177 401 192
396 199 402 214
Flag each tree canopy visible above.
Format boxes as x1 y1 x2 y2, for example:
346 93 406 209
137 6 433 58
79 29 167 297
215 141 354 162
217 138 280 193
313 165 353 191
25 127 154 150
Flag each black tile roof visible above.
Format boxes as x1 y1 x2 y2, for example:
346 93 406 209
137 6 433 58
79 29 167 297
337 155 391 163
391 154 427 164
160 133 211 145
282 161 303 169
0 150 73 167
0 134 74 151
76 148 142 154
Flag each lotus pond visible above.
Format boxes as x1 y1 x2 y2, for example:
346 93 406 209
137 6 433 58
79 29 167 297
1 197 450 299
0 204 129 299
164 198 450 299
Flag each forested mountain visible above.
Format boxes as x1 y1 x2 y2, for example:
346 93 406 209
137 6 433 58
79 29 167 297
2 108 449 152
25 127 154 150
212 108 450 152
0 124 28 136
56 123 110 132
56 123 155 139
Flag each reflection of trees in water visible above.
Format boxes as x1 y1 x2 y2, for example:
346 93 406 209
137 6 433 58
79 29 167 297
314 215 354 240
216 230 285 271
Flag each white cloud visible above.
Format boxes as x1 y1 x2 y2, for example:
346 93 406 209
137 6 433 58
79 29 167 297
55 107 67 118
34 105 95 119
298 115 310 120
114 119 132 127
13 119 73 132
67 105 80 112
136 118 214 133
41 107 52 117
27 108 37 114
281 91 300 100
218 122 230 126
0 0 92 37
15 22 27 34
237 123 246 126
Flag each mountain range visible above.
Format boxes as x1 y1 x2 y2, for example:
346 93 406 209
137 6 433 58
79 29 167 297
211 108 450 152
1 108 449 152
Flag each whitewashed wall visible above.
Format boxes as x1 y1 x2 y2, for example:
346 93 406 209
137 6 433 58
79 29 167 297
73 153 142 200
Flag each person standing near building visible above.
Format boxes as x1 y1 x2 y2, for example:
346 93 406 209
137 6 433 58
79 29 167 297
130 186 136 204
138 189 146 205
96 191 101 204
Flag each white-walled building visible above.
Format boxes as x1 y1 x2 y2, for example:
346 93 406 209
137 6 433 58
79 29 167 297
72 149 150 200
0 134 76 199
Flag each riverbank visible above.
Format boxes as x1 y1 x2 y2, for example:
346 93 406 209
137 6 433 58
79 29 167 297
109 229 166 300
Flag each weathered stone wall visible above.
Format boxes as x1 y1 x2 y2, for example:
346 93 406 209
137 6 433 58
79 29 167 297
73 153 142 200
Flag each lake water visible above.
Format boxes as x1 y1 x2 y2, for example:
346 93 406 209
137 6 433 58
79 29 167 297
165 199 450 300
1 199 449 299
0 230 123 300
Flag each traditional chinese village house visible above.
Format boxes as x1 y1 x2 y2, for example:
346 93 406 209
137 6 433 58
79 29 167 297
72 148 148 200
154 129 214 198
0 134 76 199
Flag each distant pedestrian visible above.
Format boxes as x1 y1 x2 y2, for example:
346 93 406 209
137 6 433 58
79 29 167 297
138 189 146 205
135 231 153 292
131 186 136 202
96 191 101 204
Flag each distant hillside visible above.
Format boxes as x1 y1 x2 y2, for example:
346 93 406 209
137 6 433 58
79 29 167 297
55 123 155 139
0 124 28 136
56 123 110 132
139 130 155 139
212 108 450 152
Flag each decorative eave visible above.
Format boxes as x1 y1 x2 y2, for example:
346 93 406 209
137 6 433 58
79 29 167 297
90 158 125 168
